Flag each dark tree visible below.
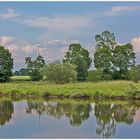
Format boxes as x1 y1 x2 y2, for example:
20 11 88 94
0 45 13 82
63 43 92 81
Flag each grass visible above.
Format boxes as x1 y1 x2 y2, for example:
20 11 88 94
10 76 31 81
0 76 140 99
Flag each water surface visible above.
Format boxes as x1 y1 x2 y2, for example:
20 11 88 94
0 98 140 138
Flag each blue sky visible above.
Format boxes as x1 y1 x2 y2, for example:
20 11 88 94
0 2 140 70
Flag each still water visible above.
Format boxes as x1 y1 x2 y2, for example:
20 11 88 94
0 98 140 138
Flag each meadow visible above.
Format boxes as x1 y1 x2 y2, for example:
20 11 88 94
0 76 140 99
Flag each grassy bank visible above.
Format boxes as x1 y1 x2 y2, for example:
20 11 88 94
0 77 140 99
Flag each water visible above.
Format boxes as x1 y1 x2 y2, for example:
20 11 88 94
0 98 140 138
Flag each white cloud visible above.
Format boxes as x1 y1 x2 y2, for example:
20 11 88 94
23 15 92 31
132 37 140 53
0 35 83 70
0 8 20 19
132 37 140 64
104 6 140 16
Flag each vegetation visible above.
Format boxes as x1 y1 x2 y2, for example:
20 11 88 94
13 68 29 76
87 69 103 81
0 45 13 82
25 55 45 81
0 30 140 99
94 31 135 80
42 61 77 84
0 79 140 99
129 65 140 83
63 43 92 81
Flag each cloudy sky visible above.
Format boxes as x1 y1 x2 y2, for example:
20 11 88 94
0 2 140 70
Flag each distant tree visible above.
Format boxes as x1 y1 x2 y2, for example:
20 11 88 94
25 55 45 81
129 65 140 83
87 69 103 81
42 61 77 84
112 43 135 79
63 43 92 81
0 45 13 82
13 68 29 76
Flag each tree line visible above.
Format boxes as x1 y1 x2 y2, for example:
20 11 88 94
0 30 140 83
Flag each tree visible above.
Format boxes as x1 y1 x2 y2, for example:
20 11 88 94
63 43 92 81
94 31 136 80
95 30 117 50
25 55 45 81
13 68 29 76
87 69 103 81
0 45 13 82
42 61 77 84
112 43 135 79
94 31 117 77
129 65 140 83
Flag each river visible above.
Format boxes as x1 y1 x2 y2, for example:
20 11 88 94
0 98 140 138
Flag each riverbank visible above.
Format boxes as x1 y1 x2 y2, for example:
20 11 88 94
0 80 140 99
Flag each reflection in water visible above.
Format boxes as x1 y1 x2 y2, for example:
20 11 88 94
0 100 14 126
0 98 140 138
95 103 137 137
26 100 139 138
26 101 91 126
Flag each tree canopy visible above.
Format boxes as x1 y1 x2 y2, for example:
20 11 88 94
25 55 45 81
94 31 136 80
0 45 13 82
63 43 92 81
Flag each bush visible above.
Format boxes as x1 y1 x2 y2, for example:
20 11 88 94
129 65 140 83
42 61 77 84
87 69 103 81
30 69 43 81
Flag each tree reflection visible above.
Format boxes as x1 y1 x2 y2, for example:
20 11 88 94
0 100 14 126
95 103 137 138
26 101 91 126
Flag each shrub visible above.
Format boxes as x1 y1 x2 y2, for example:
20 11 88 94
42 61 77 84
87 69 103 81
129 65 140 83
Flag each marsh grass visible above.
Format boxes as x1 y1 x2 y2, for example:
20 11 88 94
1 77 140 99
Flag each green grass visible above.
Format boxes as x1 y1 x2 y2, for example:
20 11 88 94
11 76 31 81
0 77 140 99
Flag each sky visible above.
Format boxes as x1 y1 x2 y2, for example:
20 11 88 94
0 2 140 70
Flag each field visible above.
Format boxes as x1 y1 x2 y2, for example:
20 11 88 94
0 76 140 99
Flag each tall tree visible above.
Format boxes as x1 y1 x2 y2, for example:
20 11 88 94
94 31 136 80
25 55 45 81
0 45 13 82
63 43 92 81
112 43 135 79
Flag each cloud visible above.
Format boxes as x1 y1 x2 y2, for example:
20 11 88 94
132 37 140 53
0 8 20 19
103 6 140 16
0 35 83 70
23 15 93 31
132 37 140 63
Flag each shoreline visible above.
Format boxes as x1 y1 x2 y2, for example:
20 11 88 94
1 80 140 100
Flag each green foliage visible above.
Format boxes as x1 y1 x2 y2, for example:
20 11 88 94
87 69 103 81
0 45 13 82
112 43 135 80
25 55 45 81
42 61 77 84
129 65 140 83
94 31 136 80
95 30 117 50
63 43 92 81
13 68 29 76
